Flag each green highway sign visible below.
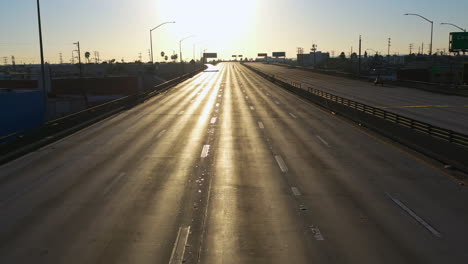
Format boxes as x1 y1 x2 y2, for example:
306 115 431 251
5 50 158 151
272 52 286 57
449 32 468 52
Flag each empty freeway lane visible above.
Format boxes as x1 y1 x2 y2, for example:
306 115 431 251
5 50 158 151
0 62 467 264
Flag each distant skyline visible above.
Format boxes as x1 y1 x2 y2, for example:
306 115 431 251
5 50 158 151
1 0 467 64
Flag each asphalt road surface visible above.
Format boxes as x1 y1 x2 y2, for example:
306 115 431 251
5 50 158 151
0 62 467 264
249 63 468 134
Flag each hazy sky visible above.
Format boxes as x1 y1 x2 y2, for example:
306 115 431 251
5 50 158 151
1 0 467 63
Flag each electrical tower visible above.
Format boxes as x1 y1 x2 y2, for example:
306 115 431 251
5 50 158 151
409 43 414 55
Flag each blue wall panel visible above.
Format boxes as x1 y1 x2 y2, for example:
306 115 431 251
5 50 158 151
0 91 45 137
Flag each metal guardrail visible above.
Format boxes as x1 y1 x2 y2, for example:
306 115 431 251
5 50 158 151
0 66 206 163
243 62 468 174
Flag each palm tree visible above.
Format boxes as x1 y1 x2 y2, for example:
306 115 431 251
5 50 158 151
84 51 91 63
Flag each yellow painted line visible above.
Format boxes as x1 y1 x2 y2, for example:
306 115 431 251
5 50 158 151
376 105 468 109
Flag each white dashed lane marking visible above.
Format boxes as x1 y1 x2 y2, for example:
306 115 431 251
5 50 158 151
275 155 288 173
200 145 210 158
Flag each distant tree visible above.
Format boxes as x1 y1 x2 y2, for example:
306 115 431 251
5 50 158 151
110 59 116 64
364 51 368 58
161 51 165 57
170 54 178 62
351 52 357 60
339 52 346 60
84 51 91 63
165 55 168 61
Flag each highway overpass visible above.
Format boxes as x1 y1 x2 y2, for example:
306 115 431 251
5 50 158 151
0 63 467 263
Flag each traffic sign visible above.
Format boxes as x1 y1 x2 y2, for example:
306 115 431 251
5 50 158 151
272 52 286 57
238 55 243 57
449 32 468 52
232 55 237 57
203 53 218 58
257 53 267 57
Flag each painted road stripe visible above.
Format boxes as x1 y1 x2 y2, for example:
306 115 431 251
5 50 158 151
157 129 167 138
275 155 288 173
258 121 265 129
291 187 301 196
178 111 185 115
103 172 126 196
245 96 249 99
275 101 280 105
289 113 297 119
386 193 441 237
210 117 217 124
169 226 191 264
250 106 255 111
218 94 222 98
316 135 330 147
215 103 220 107
266 93 271 96
201 145 210 158
310 226 325 240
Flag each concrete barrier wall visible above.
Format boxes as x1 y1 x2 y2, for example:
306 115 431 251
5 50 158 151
51 76 139 96
0 80 38 89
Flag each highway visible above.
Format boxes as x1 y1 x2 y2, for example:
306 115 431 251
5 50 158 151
249 63 468 134
0 62 467 264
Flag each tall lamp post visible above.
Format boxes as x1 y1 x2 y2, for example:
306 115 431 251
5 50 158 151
36 0 47 114
404 13 434 55
179 35 195 63
440 23 466 32
150 21 175 64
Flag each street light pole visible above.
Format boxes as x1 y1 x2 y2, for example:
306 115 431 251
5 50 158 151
36 0 47 114
404 13 434 55
440 23 466 32
150 21 175 64
179 35 195 63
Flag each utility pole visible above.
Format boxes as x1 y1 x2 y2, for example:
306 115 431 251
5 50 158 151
74 41 82 77
409 43 414 55
139 52 142 62
358 35 362 76
422 43 424 55
36 0 47 115
148 49 151 62
311 44 317 67
387 38 391 57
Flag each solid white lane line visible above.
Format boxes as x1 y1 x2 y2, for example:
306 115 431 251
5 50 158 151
169 226 191 264
258 121 265 129
275 155 288 173
218 94 222 98
250 106 255 110
178 111 185 115
103 172 126 196
157 129 167 138
200 145 211 158
291 187 301 196
289 113 297 119
316 135 330 147
215 103 220 107
210 117 217 124
386 193 441 237
310 226 325 241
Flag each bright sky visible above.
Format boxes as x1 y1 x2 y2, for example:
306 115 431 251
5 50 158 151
1 0 467 64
